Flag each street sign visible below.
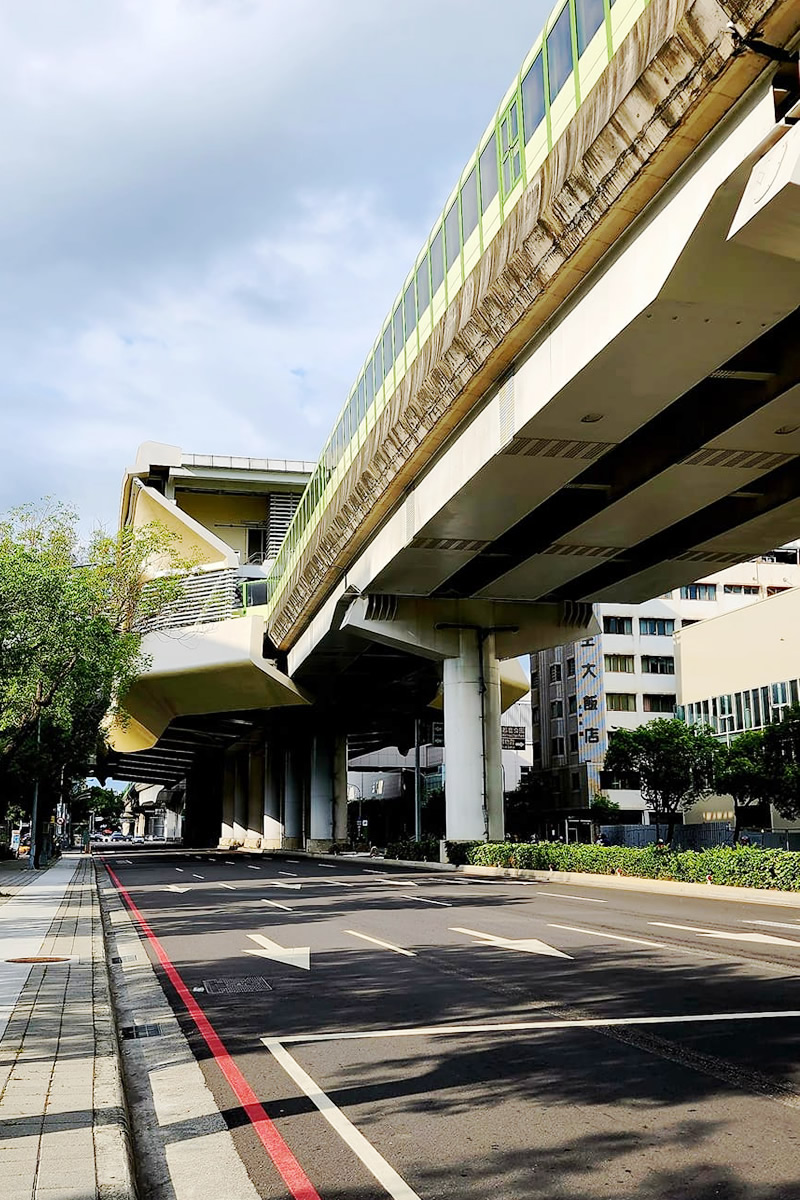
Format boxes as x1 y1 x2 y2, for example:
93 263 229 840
502 726 526 750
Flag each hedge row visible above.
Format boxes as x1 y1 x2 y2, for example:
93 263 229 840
464 841 800 891
385 837 440 862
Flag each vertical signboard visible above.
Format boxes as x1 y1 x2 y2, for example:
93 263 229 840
575 629 606 797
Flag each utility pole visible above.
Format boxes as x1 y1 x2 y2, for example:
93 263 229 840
29 693 42 869
414 718 422 842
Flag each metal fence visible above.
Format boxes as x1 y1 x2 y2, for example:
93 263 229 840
600 823 800 850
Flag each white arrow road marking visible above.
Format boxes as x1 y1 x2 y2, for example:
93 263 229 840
219 883 237 891
548 923 666 949
245 932 310 971
650 922 800 947
743 920 800 930
451 926 572 958
271 882 302 890
166 885 189 894
344 930 416 957
264 1041 421 1200
261 898 293 912
537 892 607 904
278 871 298 877
402 895 451 906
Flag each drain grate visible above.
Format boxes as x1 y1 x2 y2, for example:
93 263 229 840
121 1023 163 1039
203 976 273 995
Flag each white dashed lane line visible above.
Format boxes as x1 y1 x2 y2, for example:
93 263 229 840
344 930 416 957
401 895 451 907
537 892 607 904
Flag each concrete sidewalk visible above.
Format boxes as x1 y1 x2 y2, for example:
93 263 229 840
0 854 135 1200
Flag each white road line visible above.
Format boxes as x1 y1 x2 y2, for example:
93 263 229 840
286 859 300 863
318 863 337 869
344 930 416 957
451 926 571 959
743 920 800 930
650 921 800 947
547 923 666 948
261 898 293 912
373 879 415 888
247 865 261 871
363 869 389 875
279 871 298 877
175 868 184 873
537 892 607 904
265 1009 800 1047
219 883 237 891
401 895 451 906
225 861 235 865
323 880 355 888
264 1041 421 1200
192 874 204 879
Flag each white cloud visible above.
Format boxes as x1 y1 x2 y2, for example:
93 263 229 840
0 0 550 524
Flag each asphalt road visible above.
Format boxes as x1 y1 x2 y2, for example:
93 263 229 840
100 848 800 1200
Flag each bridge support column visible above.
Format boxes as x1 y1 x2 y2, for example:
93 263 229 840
263 741 283 848
233 751 248 845
283 739 305 849
443 631 504 843
219 752 236 846
308 734 347 852
245 745 264 848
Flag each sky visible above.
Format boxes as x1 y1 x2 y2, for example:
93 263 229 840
0 0 552 530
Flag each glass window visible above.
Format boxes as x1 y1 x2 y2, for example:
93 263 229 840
382 326 393 378
347 393 358 440
639 618 675 636
461 167 479 241
522 54 545 141
499 98 523 197
566 656 575 676
551 699 563 719
752 688 761 727
549 663 562 683
392 305 404 360
373 343 383 389
735 692 744 729
445 200 460 270
547 3 573 103
568 694 577 714
357 377 365 425
604 653 634 672
416 255 431 316
607 693 636 712
552 737 566 757
641 655 675 675
365 358 375 407
603 615 633 635
575 0 605 53
643 694 675 714
403 280 416 340
479 135 499 212
431 228 445 292
680 583 716 600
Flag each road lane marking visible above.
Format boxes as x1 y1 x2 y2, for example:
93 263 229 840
266 1009 800 1046
166 885 189 893
344 930 416 957
318 864 337 869
273 882 302 890
401 895 451 906
363 869 389 875
451 926 571 959
175 868 184 873
104 866 322 1200
219 883 237 891
224 861 235 865
650 922 800 947
537 892 607 904
279 871 298 877
373 879 416 887
264 1041 421 1200
192 874 204 879
286 859 300 863
262 898 293 912
547 923 665 948
322 880 355 888
117 859 132 864
247 865 261 871
743 920 800 930
246 933 310 971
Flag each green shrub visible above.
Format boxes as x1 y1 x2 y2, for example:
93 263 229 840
464 841 800 891
444 841 480 866
385 837 440 862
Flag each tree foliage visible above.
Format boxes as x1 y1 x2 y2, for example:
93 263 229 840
0 501 192 824
714 729 775 840
69 785 125 828
603 718 719 839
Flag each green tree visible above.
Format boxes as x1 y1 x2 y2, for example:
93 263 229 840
714 729 776 842
69 785 125 829
0 502 192 846
603 718 719 842
763 704 800 823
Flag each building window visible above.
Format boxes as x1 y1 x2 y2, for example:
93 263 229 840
549 663 562 684
767 586 791 596
552 736 566 757
639 618 675 636
479 134 499 214
723 584 760 595
547 2 573 103
550 700 564 719
641 655 675 675
533 741 542 761
569 732 579 753
607 693 636 712
566 656 576 677
603 615 633 635
499 96 522 196
680 584 717 600
604 653 634 673
532 706 540 725
521 54 545 141
575 0 606 53
571 771 581 791
643 694 676 714
568 694 577 715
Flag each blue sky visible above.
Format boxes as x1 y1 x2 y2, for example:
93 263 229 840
0 0 551 528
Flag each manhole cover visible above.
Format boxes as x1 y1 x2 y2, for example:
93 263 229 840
6 956 70 964
203 976 273 995
121 1023 163 1039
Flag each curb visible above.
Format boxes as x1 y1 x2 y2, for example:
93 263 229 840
90 859 139 1200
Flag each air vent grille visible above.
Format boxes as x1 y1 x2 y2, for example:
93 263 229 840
502 436 613 460
675 550 745 564
542 543 621 559
409 536 490 552
682 448 792 470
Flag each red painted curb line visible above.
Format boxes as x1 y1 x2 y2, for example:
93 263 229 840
104 863 322 1200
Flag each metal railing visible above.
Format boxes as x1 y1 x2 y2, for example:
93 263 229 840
137 568 240 633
